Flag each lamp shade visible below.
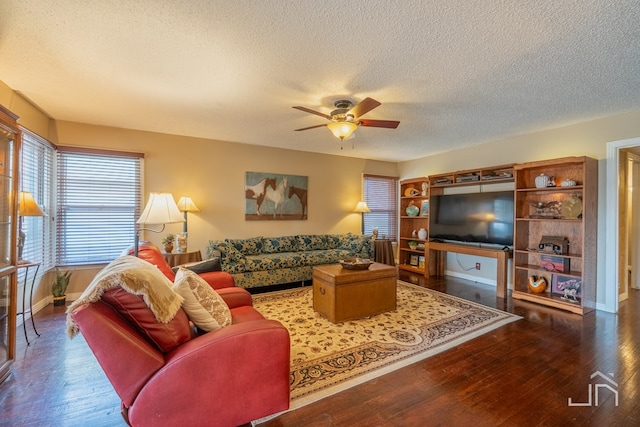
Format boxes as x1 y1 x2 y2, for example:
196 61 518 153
18 191 45 216
354 201 371 213
327 121 358 140
176 196 199 212
136 193 185 225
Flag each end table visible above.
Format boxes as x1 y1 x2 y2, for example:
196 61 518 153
163 250 202 267
17 261 41 345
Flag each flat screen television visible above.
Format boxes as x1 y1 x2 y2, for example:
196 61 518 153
429 191 514 246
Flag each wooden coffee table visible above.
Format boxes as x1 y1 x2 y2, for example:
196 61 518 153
312 262 398 323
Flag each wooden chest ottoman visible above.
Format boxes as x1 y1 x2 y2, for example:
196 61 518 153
312 262 398 323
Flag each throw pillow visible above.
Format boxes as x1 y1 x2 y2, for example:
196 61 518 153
173 267 232 332
171 258 221 274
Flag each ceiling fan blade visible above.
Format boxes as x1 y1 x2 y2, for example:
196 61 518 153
294 124 328 131
359 119 400 129
348 97 381 118
292 106 332 120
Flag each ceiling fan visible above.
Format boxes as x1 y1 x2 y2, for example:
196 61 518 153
292 97 400 147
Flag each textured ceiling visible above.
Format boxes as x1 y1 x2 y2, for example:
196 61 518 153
1 1 639 162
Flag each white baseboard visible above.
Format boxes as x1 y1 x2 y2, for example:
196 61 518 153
16 292 83 326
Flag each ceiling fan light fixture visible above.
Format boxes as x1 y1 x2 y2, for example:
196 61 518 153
327 121 358 140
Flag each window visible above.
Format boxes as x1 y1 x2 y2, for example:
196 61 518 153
19 128 55 271
56 147 143 265
363 174 398 240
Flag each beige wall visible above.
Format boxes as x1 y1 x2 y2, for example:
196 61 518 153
399 111 640 178
0 80 52 138
53 121 398 253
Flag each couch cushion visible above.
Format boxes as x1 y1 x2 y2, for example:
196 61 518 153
339 233 365 254
262 235 299 253
101 287 192 353
171 258 221 274
226 237 264 255
300 249 352 266
244 252 305 272
173 268 232 332
296 234 328 250
325 234 342 249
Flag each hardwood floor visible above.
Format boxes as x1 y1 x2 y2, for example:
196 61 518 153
1 273 638 426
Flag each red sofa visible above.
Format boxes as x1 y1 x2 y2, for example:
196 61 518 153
127 241 235 289
71 245 291 426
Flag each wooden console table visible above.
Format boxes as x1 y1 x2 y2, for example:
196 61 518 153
428 242 512 298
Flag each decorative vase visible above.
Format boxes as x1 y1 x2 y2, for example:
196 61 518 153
405 204 419 216
535 173 549 188
418 228 427 240
163 243 173 253
53 296 66 306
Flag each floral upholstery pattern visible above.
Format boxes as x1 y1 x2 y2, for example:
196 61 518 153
206 233 374 289
262 235 299 253
226 237 264 255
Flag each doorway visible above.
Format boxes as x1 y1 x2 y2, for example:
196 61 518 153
606 137 640 313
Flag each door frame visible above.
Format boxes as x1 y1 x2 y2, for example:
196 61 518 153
606 137 640 313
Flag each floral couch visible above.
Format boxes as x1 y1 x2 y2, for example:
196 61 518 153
206 234 374 289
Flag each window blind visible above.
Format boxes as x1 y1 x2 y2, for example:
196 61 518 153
363 174 398 240
56 148 143 265
19 128 55 271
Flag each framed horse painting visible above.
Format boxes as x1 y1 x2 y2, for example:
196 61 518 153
245 172 308 220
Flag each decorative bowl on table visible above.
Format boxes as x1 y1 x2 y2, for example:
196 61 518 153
339 258 374 270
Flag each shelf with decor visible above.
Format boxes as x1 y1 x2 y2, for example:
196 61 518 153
512 156 597 315
429 164 514 189
398 177 429 275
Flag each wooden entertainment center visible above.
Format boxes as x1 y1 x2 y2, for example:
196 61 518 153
399 157 597 314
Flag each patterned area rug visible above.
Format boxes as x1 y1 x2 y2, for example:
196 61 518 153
252 281 520 411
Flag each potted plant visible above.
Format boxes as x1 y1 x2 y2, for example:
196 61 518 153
162 234 175 253
52 268 73 306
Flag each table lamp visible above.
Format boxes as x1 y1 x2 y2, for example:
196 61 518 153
134 193 185 256
176 196 199 252
17 191 45 261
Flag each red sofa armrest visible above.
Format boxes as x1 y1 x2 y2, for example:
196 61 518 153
128 319 291 427
216 287 253 309
71 302 165 407
199 270 235 289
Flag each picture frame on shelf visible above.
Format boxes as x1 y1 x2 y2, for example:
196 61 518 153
551 274 581 303
409 254 419 266
420 200 429 216
418 256 425 269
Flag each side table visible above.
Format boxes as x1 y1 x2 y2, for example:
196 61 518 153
17 261 41 345
163 250 202 267
374 239 396 266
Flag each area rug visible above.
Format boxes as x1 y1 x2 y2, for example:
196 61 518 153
252 281 520 411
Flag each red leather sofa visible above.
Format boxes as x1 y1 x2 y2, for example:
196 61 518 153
71 243 291 426
127 241 235 289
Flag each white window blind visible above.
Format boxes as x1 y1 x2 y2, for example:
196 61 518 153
56 148 143 265
19 128 55 271
363 174 398 240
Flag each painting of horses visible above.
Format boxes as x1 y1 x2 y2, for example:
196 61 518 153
245 172 308 220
